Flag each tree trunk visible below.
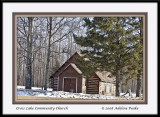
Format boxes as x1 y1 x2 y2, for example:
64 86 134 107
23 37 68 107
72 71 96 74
22 42 26 86
17 57 20 85
59 41 61 60
136 17 143 97
116 70 120 96
31 53 35 87
136 72 141 97
25 17 33 89
44 17 52 90
70 35 72 56
22 61 25 86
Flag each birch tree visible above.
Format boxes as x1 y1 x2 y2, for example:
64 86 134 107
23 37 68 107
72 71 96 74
44 17 81 90
17 16 84 89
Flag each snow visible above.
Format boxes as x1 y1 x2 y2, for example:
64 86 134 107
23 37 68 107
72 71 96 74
17 86 52 91
17 86 141 100
120 93 137 98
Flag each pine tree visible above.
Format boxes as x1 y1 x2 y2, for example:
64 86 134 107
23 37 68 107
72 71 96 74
130 17 143 97
118 17 143 97
74 17 143 96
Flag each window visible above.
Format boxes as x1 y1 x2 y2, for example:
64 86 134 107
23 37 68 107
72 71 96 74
104 85 107 93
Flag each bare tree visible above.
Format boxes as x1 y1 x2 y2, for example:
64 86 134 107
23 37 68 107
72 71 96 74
17 16 84 90
44 17 77 90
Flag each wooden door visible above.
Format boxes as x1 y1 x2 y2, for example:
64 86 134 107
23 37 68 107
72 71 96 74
64 78 76 93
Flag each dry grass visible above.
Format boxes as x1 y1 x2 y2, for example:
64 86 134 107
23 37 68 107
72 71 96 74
17 96 90 100
17 96 143 101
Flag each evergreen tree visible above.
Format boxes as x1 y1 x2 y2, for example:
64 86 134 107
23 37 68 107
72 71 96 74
74 17 143 96
130 17 143 97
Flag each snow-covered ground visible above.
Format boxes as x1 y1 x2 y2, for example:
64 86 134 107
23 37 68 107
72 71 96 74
17 86 141 100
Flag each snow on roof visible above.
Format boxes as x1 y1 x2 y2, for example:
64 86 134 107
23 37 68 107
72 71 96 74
70 63 115 83
77 52 89 61
96 71 116 83
77 52 115 82
70 63 82 74
77 51 83 57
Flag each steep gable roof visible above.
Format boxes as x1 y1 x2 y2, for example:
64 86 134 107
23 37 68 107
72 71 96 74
96 71 116 83
70 63 82 74
50 52 81 78
58 63 82 76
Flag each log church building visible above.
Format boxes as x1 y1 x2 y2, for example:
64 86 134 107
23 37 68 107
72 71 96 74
50 52 116 96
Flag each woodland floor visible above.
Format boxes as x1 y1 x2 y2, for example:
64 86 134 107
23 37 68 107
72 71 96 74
17 96 91 100
17 86 143 100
